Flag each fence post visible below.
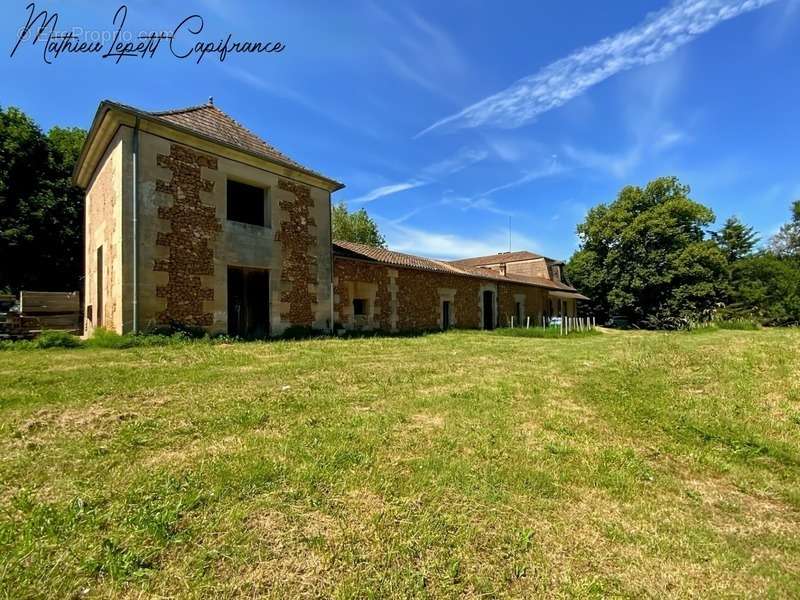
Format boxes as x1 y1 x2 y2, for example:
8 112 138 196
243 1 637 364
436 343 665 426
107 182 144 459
526 316 530 329
511 316 514 328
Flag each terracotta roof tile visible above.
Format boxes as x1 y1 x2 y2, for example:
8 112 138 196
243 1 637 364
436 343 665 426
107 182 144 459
333 240 465 274
448 250 544 268
105 100 342 188
333 240 584 295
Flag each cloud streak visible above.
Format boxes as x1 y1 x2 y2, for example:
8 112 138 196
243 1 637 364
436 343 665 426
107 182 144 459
417 0 777 136
379 219 540 260
350 146 488 203
350 181 426 204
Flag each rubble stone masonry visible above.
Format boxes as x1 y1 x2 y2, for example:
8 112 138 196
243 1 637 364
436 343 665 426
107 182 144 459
334 257 557 332
153 144 221 326
276 179 317 326
333 259 393 330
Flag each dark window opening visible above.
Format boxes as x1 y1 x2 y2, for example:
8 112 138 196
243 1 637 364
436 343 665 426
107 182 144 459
353 298 367 316
227 179 266 226
515 301 522 324
442 300 451 330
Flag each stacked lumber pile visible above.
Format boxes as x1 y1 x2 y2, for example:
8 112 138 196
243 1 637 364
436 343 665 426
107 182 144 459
18 291 81 334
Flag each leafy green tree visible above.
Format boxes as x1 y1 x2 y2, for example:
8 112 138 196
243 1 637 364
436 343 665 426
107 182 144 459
332 201 386 247
768 200 800 257
566 176 728 328
0 107 86 293
727 253 800 325
712 216 759 262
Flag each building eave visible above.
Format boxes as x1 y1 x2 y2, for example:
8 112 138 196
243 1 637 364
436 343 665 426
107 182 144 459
73 101 345 192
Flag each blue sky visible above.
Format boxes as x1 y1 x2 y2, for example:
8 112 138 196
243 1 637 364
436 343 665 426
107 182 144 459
3 0 799 260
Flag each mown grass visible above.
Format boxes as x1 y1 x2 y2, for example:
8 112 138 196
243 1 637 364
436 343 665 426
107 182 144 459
1 328 799 598
494 326 601 338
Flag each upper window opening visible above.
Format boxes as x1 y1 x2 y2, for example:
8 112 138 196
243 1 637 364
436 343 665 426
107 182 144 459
227 179 267 227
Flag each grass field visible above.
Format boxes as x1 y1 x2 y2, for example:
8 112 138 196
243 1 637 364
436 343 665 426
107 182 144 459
1 328 799 598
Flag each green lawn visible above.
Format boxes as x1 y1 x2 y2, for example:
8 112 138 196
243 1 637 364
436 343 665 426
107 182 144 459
1 329 799 598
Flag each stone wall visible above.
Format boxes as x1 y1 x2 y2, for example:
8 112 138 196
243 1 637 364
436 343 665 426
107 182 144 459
334 257 561 332
395 268 484 330
333 259 393 330
134 130 333 335
498 283 549 328
84 132 124 335
276 179 317 327
153 144 221 327
506 258 550 279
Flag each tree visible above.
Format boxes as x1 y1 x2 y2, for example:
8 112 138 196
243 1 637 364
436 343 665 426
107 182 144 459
331 202 386 247
0 107 86 294
566 176 728 328
712 216 759 262
768 200 800 257
727 253 800 326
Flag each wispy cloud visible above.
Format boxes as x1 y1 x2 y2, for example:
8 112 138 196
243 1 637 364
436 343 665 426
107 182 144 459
417 0 778 136
563 57 690 177
481 159 565 196
423 148 489 177
350 181 426 204
442 195 518 217
350 146 488 203
224 66 380 137
367 3 466 99
379 219 540 260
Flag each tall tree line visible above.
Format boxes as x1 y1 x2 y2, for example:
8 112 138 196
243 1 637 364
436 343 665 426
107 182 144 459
0 106 86 294
567 176 800 328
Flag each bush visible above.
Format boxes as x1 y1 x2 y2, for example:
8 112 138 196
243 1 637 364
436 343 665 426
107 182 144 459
85 328 201 349
33 330 82 349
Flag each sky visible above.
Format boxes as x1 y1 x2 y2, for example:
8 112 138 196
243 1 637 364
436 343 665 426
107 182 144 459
2 0 799 260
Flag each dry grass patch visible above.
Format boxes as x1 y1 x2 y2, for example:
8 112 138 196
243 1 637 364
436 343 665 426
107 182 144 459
1 328 799 598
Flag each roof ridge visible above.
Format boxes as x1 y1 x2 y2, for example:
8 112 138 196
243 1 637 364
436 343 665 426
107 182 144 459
148 102 212 116
146 101 283 156
332 240 580 292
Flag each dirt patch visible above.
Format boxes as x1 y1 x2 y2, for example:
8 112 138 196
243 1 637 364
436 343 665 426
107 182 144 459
408 412 445 430
16 406 137 439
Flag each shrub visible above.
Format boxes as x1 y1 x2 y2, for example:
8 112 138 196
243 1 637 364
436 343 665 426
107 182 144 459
85 328 197 349
33 330 82 349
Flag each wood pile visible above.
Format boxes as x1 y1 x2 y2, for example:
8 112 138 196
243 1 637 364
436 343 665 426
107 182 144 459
16 291 81 336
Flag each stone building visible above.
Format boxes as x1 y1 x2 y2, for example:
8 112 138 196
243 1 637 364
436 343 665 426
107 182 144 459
73 100 587 336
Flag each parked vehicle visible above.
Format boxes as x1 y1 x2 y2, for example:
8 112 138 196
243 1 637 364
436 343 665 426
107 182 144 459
607 315 631 329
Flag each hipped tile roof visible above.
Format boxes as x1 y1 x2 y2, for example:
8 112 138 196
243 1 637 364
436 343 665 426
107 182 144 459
448 250 544 268
105 100 342 188
333 240 586 297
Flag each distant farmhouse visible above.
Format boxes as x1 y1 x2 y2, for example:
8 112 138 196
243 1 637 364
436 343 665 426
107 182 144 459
73 100 587 337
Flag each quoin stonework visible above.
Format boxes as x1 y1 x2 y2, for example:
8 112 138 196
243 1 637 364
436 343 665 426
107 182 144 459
73 100 587 336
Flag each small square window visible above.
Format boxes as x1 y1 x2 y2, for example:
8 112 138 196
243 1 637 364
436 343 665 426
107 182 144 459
353 298 367 316
227 179 267 227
